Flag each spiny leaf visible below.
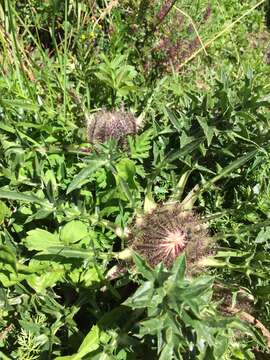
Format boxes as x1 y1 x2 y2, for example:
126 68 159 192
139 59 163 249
67 159 108 194
0 189 48 206
129 128 153 161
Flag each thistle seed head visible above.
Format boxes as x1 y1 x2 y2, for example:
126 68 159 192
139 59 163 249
129 204 209 268
87 110 138 144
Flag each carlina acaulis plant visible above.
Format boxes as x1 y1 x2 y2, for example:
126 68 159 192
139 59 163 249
129 203 209 268
107 202 210 274
87 109 140 144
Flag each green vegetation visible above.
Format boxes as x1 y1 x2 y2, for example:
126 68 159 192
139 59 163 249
0 0 270 358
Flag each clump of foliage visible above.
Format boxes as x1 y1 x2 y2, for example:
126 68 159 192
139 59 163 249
0 0 270 359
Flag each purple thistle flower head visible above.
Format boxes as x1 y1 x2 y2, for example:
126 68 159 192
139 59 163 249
87 110 138 145
130 204 209 268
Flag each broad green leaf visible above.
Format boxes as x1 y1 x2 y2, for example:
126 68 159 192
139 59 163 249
67 159 108 194
55 325 100 360
25 209 54 223
0 270 28 287
255 227 270 244
60 221 88 244
77 325 100 357
0 351 12 360
68 267 100 286
114 159 137 204
117 177 136 206
27 270 64 292
159 343 173 360
0 123 15 133
124 280 154 308
24 229 61 251
115 158 137 189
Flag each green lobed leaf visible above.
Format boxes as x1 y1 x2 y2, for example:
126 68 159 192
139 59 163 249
24 229 61 251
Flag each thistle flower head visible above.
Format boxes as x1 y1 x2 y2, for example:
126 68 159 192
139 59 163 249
129 204 209 268
87 110 138 144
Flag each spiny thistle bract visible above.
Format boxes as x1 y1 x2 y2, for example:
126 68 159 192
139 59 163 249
129 204 209 268
87 110 138 144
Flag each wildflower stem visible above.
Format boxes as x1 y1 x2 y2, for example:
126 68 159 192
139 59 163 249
178 0 266 69
173 6 207 56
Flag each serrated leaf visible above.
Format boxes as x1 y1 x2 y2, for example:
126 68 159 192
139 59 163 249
132 252 155 281
197 116 214 147
210 149 258 184
67 159 108 194
129 129 153 160
0 190 47 205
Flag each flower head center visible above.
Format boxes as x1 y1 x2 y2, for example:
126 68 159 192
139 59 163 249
160 229 188 260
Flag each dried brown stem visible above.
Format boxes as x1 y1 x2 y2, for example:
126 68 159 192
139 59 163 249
225 307 270 348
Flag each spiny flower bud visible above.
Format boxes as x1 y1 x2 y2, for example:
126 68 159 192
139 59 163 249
87 110 138 144
129 204 209 268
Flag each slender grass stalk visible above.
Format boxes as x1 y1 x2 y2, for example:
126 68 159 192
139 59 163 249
5 0 25 92
178 0 266 69
63 0 68 123
173 5 208 56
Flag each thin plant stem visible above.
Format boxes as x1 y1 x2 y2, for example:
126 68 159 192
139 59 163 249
178 0 266 70
63 0 68 123
226 307 270 348
5 0 25 92
173 5 207 56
